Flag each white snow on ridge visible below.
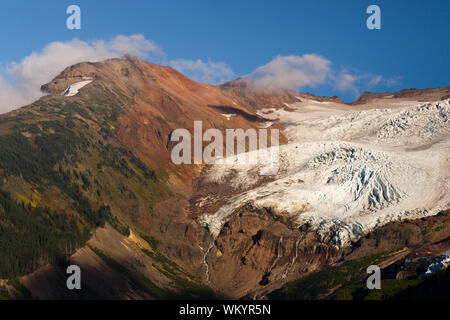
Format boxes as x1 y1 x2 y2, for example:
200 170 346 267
221 113 236 120
419 251 450 278
283 100 450 145
62 79 93 97
200 99 450 247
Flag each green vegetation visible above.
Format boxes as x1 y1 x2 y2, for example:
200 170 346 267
390 266 450 300
140 235 215 299
0 131 78 184
330 267 450 300
268 254 386 300
0 85 173 292
0 190 89 277
0 118 132 276
89 231 214 299
89 246 171 299
108 214 130 237
0 285 10 299
140 234 160 250
269 251 450 300
331 278 422 300
97 144 159 182
7 278 32 299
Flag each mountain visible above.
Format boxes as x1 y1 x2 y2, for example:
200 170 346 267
0 55 448 299
0 55 289 299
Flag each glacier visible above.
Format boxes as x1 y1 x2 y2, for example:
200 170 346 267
199 99 450 247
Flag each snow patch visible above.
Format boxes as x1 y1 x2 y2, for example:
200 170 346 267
419 252 450 278
221 114 236 120
63 79 93 97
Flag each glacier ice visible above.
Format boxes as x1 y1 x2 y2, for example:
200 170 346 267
199 99 450 247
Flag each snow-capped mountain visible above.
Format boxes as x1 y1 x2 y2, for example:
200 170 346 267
1 55 448 299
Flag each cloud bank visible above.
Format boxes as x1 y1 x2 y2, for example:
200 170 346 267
245 54 399 98
247 54 332 91
0 35 400 113
0 34 163 113
169 59 235 85
334 72 359 97
333 70 401 98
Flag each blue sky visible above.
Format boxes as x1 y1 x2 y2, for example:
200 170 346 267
0 0 449 107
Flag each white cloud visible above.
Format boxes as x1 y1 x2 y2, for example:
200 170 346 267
242 54 400 100
366 75 383 87
0 34 163 113
334 72 359 97
0 36 402 113
366 74 401 88
247 54 332 91
107 34 164 58
169 59 235 85
0 75 26 110
334 70 401 98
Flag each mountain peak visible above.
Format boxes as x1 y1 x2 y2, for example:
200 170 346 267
40 55 207 97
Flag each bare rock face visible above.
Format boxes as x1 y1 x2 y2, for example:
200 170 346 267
197 205 347 298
